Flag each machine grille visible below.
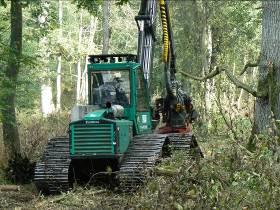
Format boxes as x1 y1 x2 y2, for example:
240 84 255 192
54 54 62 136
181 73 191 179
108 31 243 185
70 123 115 156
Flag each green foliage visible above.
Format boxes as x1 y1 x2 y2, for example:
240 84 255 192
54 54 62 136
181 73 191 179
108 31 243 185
169 1 261 124
109 1 138 54
73 0 130 14
0 0 262 116
0 0 6 7
115 0 130 6
73 0 102 15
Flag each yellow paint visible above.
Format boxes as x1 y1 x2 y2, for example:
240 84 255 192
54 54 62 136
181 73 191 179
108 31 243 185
159 0 169 63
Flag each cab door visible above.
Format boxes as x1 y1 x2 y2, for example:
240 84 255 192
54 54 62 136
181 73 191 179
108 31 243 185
135 69 152 134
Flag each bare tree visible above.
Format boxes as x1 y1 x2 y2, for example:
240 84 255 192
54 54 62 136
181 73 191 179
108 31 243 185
76 12 83 104
102 0 110 54
56 0 63 111
39 0 55 116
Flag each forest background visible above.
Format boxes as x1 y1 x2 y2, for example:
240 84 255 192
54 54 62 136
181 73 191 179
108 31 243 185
1 0 280 209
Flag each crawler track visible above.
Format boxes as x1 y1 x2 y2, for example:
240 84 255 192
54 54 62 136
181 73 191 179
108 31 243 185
119 132 202 191
34 137 72 194
168 132 192 150
34 133 202 193
168 132 203 158
119 134 168 190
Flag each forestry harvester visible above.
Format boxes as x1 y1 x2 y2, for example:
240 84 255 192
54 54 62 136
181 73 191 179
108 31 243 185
34 0 202 193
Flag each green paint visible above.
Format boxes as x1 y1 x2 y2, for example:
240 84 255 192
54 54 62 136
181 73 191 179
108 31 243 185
69 60 153 159
87 62 141 133
110 123 115 153
115 120 133 153
88 62 140 72
71 125 75 155
70 123 115 158
136 112 152 134
83 109 106 121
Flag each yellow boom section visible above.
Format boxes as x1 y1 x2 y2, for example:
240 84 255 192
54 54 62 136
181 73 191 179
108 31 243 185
159 0 169 63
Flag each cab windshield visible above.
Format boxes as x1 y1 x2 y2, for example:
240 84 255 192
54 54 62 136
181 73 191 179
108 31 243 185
90 70 130 107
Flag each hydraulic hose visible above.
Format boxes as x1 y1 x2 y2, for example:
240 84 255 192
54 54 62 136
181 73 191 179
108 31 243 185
159 0 169 63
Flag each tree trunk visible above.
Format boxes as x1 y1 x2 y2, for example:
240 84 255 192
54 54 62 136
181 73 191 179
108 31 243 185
1 0 22 159
39 1 55 116
40 31 55 119
255 1 280 134
197 0 214 121
102 0 110 54
80 16 97 104
41 83 55 116
76 12 83 104
202 25 213 114
56 0 63 111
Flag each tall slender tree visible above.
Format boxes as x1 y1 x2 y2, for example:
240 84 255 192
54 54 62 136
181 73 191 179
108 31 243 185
56 0 63 111
1 0 22 159
76 12 83 104
39 0 55 116
102 0 110 54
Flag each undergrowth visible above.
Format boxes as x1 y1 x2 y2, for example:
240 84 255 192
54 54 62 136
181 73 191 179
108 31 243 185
0 112 70 184
1 113 280 209
18 132 280 209
17 111 70 161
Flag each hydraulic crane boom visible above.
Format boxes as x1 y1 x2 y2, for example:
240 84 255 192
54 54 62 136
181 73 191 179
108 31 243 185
158 0 198 130
135 0 157 85
135 0 176 90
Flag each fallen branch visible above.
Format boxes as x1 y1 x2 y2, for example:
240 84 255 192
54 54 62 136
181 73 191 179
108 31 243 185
0 185 20 192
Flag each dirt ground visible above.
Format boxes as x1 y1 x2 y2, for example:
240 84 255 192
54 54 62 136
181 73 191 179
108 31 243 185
0 182 137 209
0 189 36 209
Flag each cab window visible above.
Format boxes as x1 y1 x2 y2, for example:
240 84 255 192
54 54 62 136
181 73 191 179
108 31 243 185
90 70 130 107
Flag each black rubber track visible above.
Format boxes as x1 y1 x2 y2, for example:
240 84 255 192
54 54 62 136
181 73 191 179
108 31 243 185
118 132 202 191
119 134 168 191
34 137 72 194
34 133 202 193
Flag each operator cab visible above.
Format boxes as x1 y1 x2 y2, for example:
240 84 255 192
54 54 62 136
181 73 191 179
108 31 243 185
90 70 130 107
88 54 152 135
